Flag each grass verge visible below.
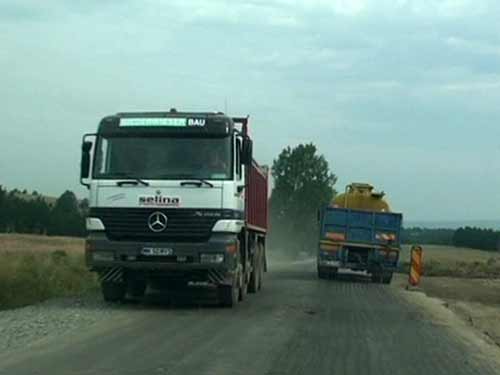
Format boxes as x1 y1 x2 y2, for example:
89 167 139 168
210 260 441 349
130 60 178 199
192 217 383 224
396 244 500 278
0 249 98 310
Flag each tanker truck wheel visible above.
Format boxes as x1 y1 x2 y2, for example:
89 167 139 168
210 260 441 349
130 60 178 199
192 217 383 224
317 266 326 279
371 272 382 284
382 272 393 284
329 268 339 280
101 281 126 302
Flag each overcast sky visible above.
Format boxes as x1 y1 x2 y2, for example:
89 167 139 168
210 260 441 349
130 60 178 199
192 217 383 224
2 0 500 221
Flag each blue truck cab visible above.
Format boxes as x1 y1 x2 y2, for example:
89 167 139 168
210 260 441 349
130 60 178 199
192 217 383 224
317 206 403 283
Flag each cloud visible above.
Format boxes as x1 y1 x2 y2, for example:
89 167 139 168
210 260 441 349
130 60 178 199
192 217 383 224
2 0 500 221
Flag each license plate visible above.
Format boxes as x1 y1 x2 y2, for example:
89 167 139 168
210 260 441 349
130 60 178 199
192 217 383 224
141 247 174 256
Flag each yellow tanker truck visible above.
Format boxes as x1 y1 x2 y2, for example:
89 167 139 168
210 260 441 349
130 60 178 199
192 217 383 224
332 183 390 212
317 183 403 283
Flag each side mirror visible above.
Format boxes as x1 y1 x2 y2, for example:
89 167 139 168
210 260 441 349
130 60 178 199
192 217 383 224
241 138 253 166
80 141 93 187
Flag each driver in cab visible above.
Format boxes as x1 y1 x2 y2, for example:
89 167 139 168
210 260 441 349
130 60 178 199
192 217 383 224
206 146 229 179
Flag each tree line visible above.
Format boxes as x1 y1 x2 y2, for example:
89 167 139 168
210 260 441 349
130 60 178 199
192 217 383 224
402 226 500 251
0 186 87 237
401 228 454 246
452 227 500 251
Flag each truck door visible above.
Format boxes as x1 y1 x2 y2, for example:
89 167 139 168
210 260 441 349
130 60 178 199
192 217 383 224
235 137 245 212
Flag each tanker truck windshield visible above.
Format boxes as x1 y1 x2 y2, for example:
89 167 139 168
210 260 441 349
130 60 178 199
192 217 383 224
93 136 232 180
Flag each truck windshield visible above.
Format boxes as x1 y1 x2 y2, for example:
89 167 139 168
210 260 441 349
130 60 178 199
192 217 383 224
93 136 232 180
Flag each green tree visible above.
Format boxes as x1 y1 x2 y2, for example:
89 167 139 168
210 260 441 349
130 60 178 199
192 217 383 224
0 186 6 231
269 143 337 255
48 191 85 237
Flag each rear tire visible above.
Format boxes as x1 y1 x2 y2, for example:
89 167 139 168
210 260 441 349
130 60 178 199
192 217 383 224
382 272 393 284
317 267 327 279
102 282 126 302
371 272 383 284
257 243 264 290
239 274 247 302
257 257 263 290
329 268 339 280
248 251 261 294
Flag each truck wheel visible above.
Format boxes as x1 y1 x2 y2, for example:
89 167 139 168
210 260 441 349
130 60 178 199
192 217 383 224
128 280 147 298
382 272 393 284
329 268 339 280
371 272 382 284
317 267 326 279
248 254 260 294
239 274 247 302
219 278 239 307
257 243 264 290
102 281 126 302
257 257 263 290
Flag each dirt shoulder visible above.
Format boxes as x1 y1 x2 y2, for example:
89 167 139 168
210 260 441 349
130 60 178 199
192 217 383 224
395 274 500 349
421 277 500 347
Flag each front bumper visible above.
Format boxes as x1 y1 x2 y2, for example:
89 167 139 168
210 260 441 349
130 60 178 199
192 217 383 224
85 232 238 285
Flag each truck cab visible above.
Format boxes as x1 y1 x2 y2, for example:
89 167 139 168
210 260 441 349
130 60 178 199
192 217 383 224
80 110 268 307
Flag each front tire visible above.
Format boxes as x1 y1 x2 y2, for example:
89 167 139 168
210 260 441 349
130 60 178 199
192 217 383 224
102 282 126 302
219 278 239 308
128 280 147 298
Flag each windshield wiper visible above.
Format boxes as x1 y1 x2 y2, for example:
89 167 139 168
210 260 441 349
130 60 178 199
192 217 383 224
113 176 150 187
180 179 214 188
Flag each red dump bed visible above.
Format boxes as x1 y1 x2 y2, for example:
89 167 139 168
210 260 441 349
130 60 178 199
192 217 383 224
245 161 268 232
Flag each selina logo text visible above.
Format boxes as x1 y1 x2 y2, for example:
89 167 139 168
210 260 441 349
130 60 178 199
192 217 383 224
138 195 181 207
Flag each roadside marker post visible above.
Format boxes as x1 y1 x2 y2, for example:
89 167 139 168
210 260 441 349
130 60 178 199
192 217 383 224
408 245 423 288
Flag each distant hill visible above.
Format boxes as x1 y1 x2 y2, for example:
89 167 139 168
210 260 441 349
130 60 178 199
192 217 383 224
404 220 500 230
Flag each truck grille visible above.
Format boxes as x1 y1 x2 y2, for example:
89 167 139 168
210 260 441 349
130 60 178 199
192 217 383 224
89 208 220 242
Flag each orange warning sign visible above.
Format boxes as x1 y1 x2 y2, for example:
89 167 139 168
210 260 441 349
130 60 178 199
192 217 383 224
409 245 423 286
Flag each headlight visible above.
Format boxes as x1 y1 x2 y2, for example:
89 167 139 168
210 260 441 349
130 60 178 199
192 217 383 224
200 253 225 264
92 251 115 262
86 218 105 231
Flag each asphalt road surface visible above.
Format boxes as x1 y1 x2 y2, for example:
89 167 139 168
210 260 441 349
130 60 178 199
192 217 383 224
1 260 498 375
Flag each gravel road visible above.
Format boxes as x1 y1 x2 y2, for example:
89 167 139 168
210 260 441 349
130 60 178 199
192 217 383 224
0 293 122 353
0 259 499 375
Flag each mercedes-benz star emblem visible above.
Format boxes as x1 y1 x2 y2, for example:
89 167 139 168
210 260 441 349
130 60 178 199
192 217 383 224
148 212 168 232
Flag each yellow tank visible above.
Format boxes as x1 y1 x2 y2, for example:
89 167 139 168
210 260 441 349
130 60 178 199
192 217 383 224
332 183 391 212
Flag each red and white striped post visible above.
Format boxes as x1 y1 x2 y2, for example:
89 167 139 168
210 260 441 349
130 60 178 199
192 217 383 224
408 245 423 287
